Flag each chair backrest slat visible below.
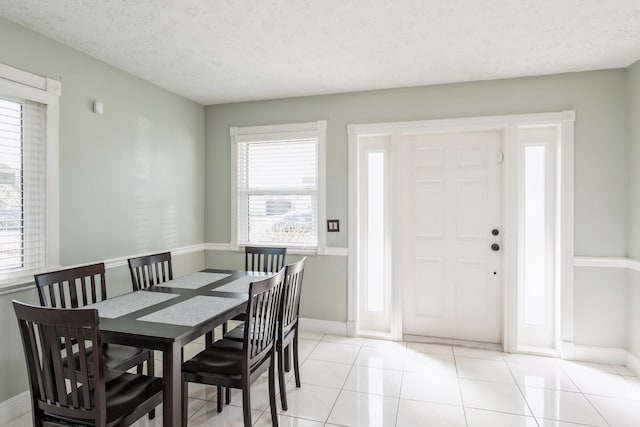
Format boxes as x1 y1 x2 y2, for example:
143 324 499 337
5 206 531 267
34 263 108 309
244 246 286 274
127 252 173 291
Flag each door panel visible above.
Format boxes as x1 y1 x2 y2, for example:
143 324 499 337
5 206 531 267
414 257 445 316
415 180 444 237
401 130 503 343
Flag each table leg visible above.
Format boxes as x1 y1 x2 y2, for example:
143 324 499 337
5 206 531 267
163 341 181 426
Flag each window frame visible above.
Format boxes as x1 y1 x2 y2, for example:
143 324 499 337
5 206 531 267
0 64 60 287
230 120 327 254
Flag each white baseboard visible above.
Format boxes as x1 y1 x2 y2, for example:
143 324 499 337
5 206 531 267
404 334 503 351
571 344 627 365
626 351 640 376
561 340 575 359
0 391 29 425
346 320 357 337
299 318 347 336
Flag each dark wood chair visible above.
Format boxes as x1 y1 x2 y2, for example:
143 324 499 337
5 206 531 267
223 246 287 336
33 263 155 418
226 258 306 410
13 301 163 427
245 246 287 273
127 251 173 291
275 258 305 410
182 271 285 427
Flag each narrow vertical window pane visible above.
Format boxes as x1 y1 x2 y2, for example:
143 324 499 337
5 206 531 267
367 152 384 312
0 98 24 271
523 145 546 325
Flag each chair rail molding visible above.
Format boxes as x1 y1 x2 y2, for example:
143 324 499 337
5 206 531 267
205 243 348 256
0 243 206 296
574 256 640 270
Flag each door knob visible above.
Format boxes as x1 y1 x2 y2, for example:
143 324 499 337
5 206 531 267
491 243 500 252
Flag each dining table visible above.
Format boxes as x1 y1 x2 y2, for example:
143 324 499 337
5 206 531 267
85 268 271 427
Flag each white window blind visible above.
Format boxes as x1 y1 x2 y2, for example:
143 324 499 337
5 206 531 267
0 97 46 274
232 120 326 250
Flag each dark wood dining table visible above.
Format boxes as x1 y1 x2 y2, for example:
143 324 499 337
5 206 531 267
86 268 269 426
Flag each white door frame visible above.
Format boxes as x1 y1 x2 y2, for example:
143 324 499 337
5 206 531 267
347 111 575 354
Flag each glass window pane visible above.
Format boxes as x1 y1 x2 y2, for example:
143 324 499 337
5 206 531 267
246 194 315 245
367 152 384 313
0 98 23 272
523 145 546 325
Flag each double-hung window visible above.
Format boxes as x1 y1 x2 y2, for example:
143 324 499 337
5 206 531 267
0 64 60 285
231 120 326 252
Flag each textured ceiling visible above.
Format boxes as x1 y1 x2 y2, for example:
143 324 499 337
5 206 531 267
2 0 640 105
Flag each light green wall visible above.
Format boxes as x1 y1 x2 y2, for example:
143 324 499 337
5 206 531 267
628 60 640 259
0 17 206 401
626 60 640 358
205 70 629 328
574 266 628 348
628 270 640 356
206 70 629 256
0 17 206 263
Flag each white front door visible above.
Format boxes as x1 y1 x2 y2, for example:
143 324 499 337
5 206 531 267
400 130 503 343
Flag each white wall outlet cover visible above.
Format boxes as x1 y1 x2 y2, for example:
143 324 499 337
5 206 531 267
93 101 104 115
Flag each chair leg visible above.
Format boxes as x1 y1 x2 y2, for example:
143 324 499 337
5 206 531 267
268 360 279 427
217 386 223 413
284 344 291 372
278 342 288 411
293 333 301 387
242 383 253 427
147 353 155 419
222 321 228 335
182 382 188 427
205 330 214 346
225 386 231 404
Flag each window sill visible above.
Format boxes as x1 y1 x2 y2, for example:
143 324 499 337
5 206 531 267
206 243 348 256
237 245 321 256
0 276 35 295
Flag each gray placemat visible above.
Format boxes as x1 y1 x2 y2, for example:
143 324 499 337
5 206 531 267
156 272 231 289
213 273 273 293
87 291 179 319
136 295 245 326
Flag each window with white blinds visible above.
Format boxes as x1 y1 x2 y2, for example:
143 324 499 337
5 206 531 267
0 98 46 274
0 63 60 285
231 121 326 250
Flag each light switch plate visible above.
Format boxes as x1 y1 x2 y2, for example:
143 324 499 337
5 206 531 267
327 219 340 232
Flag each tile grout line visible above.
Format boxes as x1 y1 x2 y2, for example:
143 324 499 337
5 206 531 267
394 343 409 427
322 336 362 425
452 350 471 427
501 351 542 427
556 359 613 427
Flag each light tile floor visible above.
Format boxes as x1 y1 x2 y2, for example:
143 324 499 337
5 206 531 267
5 331 640 426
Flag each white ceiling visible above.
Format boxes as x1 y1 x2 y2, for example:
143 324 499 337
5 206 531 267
2 0 640 105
